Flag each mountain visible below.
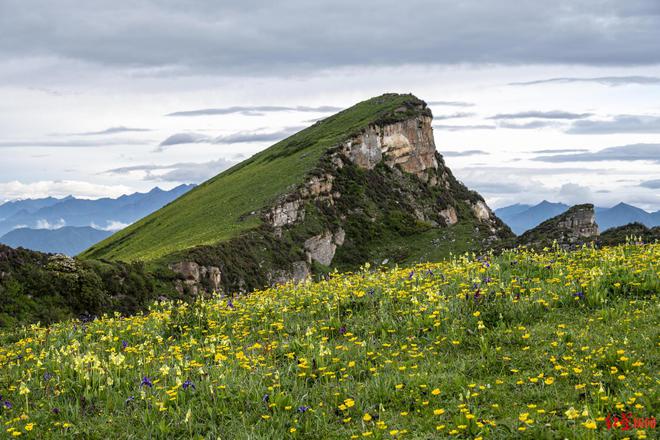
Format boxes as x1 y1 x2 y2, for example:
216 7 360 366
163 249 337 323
82 93 513 293
0 184 195 237
496 201 659 234
0 196 64 221
598 222 660 246
595 202 658 231
495 201 569 234
517 204 599 248
0 226 112 255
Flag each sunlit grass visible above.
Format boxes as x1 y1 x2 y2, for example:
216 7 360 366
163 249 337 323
1 243 658 438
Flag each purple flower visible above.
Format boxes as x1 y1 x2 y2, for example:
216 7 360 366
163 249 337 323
297 405 310 413
408 271 415 280
125 396 135 405
183 380 195 391
262 393 270 403
3 401 12 409
43 372 53 381
227 299 235 310
573 291 585 299
339 326 347 335
140 376 153 388
122 340 128 350
52 407 60 415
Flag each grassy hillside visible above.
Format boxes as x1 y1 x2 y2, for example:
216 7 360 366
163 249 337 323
82 94 426 262
1 243 657 438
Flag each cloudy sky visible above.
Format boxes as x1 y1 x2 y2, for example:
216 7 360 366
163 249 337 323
1 0 659 210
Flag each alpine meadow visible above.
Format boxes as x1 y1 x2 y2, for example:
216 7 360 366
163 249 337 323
1 1 659 439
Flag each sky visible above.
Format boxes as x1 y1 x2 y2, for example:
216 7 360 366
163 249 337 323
1 0 659 211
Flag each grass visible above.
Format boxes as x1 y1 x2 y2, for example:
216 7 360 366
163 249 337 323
0 243 657 438
81 94 427 262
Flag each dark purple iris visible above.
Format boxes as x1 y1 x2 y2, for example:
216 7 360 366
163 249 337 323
297 405 310 413
183 380 195 390
339 326 347 335
43 372 53 381
227 299 235 310
426 269 434 276
122 340 128 350
408 271 415 280
262 393 270 403
3 401 12 409
573 291 585 299
140 376 153 388
125 396 135 405
52 407 60 415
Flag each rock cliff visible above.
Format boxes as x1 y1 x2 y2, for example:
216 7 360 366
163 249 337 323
174 95 513 294
517 204 599 248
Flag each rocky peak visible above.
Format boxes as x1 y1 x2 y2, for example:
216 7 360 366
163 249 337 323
518 203 599 247
339 113 438 180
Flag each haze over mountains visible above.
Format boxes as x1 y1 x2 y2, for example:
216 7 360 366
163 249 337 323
0 185 194 254
495 200 660 234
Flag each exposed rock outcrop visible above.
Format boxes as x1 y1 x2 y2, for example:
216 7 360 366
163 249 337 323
172 95 513 292
340 114 438 179
304 229 345 266
169 261 222 295
517 204 599 248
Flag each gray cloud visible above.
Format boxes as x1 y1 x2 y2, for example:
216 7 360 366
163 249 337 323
72 126 151 136
105 158 236 182
214 127 304 144
427 101 475 107
0 138 150 148
509 76 660 86
640 179 660 189
158 133 212 147
489 110 591 120
433 124 496 131
166 106 342 117
157 126 304 150
498 120 560 129
532 148 589 154
566 115 660 134
442 149 488 157
2 0 659 78
433 112 475 120
533 143 660 163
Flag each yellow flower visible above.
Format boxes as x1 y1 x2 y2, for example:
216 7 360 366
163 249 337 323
431 388 440 395
18 383 30 396
433 409 445 415
362 413 372 422
582 420 597 429
24 424 34 432
565 407 579 419
472 311 481 317
544 377 555 385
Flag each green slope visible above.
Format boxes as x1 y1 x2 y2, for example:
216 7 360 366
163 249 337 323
82 93 424 262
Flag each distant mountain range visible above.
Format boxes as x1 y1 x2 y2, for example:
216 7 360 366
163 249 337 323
0 226 113 255
0 184 195 255
495 200 660 234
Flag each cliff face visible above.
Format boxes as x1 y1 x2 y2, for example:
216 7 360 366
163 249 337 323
171 99 513 294
517 204 599 248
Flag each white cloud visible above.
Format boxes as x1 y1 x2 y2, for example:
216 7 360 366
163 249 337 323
91 220 130 231
35 218 66 229
0 180 133 201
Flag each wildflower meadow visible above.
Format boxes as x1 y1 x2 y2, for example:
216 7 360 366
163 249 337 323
0 243 657 439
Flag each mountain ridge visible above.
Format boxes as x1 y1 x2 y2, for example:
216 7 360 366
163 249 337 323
82 93 513 293
496 200 659 234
